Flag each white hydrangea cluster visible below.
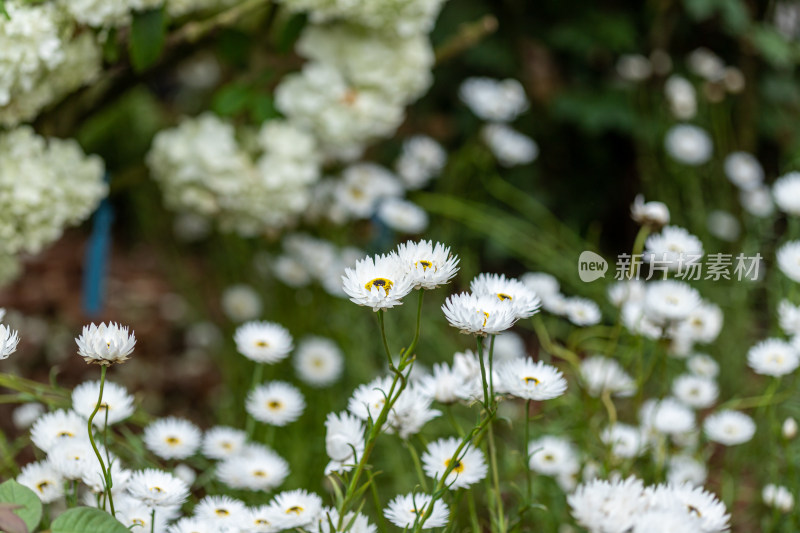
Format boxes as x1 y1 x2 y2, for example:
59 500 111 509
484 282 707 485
146 114 321 235
0 126 106 258
277 0 448 37
0 1 101 127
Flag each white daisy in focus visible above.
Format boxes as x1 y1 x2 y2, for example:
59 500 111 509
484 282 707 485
75 322 136 365
441 292 517 335
664 124 713 165
384 492 449 530
579 356 635 398
325 411 365 474
600 424 645 459
643 280 701 323
644 225 704 270
470 273 541 319
631 195 670 228
221 284 263 322
17 460 63 503
773 171 800 216
216 447 289 491
763 484 794 513
202 426 247 460
672 374 718 409
747 338 800 377
71 380 134 428
528 435 579 477
244 505 278 533
233 321 293 364
564 297 602 326
30 409 85 453
377 198 429 234
294 336 344 387
264 489 323 530
143 417 202 460
421 437 487 489
496 358 567 401
127 468 190 508
704 410 755 446
395 240 459 290
777 241 800 283
724 151 763 190
459 77 529 122
342 253 413 311
194 495 249 527
396 135 447 190
246 381 305 426
481 123 538 167
0 324 19 359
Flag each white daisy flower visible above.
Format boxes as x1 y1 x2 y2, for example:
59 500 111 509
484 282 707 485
779 300 800 336
492 331 526 363
664 124 713 165
763 484 794 513
71 380 134 428
601 424 645 459
384 492 449 530
706 209 740 242
0 324 19 359
579 356 635 397
221 284 262 322
417 363 466 405
115 500 171 532
667 454 707 486
568 477 647 533
724 151 764 190
704 410 755 445
17 460 64 503
244 505 278 533
48 439 97 481
334 163 403 220
672 374 718 409
194 495 249 527
608 280 646 307
481 123 538 167
496 358 567 401
30 409 85 453
127 469 190 508
631 195 670 228
234 321 293 364
377 198 429 234
470 273 541 319
747 338 800 376
246 381 305 426
671 301 723 345
386 385 441 439
773 171 800 216
143 417 202 460
687 353 719 378
651 482 730 532
441 292 517 335
520 272 561 310
264 489 323 530
82 459 131 495
75 322 136 365
644 226 704 270
325 411 365 474
348 376 393 422
784 417 798 439
294 336 344 387
528 435 579 477
216 448 289 491
777 241 800 283
309 507 376 533
173 464 196 486
643 280 701 323
342 253 414 311
396 135 446 190
202 426 247 460
741 186 775 217
421 437 487 489
459 77 529 122
642 398 695 436
168 518 216 533
564 297 602 326
621 301 663 339
395 240 460 290
665 75 697 120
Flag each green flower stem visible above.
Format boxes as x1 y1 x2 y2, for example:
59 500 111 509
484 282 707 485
487 421 506 533
377 310 395 368
367 470 389 533
150 508 156 533
467 489 481 533
475 336 491 410
524 399 532 513
400 291 425 368
404 438 429 491
245 362 264 439
531 315 580 370
87 364 114 516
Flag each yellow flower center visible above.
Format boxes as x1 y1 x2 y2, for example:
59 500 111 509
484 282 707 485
480 311 489 327
151 486 164 493
445 458 465 473
497 293 512 301
268 400 282 410
166 437 181 446
36 481 50 492
253 470 267 478
365 278 393 293
57 431 74 438
255 340 269 348
543 454 555 462
222 442 233 450
133 519 145 526
286 506 304 515
524 376 540 385
416 260 433 271
216 509 229 516
687 505 702 517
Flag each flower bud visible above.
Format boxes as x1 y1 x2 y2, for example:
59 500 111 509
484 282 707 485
783 417 797 440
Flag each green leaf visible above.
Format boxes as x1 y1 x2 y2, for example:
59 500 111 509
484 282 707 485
749 25 796 68
277 12 307 53
0 480 42 531
129 8 166 72
212 83 252 117
249 94 278 123
50 507 129 533
0 1 9 20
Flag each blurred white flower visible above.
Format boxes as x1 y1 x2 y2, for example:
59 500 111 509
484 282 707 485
616 54 652 81
773 171 800 216
778 241 800 282
246 382 306 427
704 410 755 446
221 284 262 322
143 417 202 460
294 336 344 387
378 198 429 234
664 75 697 119
664 124 712 165
724 152 764 190
459 77 529 122
481 123 539 167
763 484 794 513
396 135 447 189
747 338 799 376
631 195 670 228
